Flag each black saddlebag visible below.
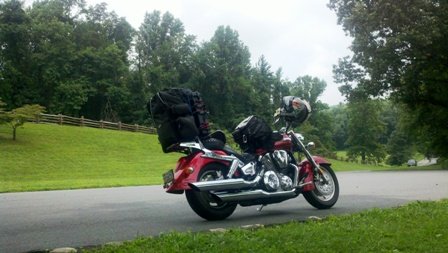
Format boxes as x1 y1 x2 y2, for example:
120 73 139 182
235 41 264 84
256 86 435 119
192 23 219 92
232 115 273 152
149 88 210 153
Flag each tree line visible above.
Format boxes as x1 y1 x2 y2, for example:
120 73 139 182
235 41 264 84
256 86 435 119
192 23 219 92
1 0 446 164
0 0 288 128
329 0 448 161
0 1 332 139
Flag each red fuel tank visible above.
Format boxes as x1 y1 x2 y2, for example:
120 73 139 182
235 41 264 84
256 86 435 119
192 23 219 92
273 134 292 151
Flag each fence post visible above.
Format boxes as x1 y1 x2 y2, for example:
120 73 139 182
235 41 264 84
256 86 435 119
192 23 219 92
100 120 104 128
80 116 84 127
134 124 138 132
118 121 122 130
58 114 63 125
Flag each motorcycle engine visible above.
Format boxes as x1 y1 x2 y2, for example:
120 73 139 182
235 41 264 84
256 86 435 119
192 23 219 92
260 153 294 192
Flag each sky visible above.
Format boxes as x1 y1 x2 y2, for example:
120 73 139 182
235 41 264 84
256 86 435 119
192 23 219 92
33 0 354 105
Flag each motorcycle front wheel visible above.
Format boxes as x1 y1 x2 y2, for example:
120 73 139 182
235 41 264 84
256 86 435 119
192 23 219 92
185 163 237 220
303 164 339 209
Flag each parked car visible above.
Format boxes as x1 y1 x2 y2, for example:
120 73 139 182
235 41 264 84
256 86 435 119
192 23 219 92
407 159 417 167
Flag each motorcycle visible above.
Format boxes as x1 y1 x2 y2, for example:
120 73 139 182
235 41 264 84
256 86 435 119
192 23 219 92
161 96 339 221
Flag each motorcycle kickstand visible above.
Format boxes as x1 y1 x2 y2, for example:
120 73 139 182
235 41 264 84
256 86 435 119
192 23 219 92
257 204 266 212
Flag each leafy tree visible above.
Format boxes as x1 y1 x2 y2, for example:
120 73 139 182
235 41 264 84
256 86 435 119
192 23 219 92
27 0 83 111
73 4 134 121
271 68 289 110
133 10 196 125
329 103 349 150
329 0 448 158
135 11 196 93
0 98 6 124
384 103 415 165
346 99 386 164
251 55 274 120
386 128 413 166
0 0 133 122
3 104 45 140
192 26 253 129
0 0 33 108
53 79 89 116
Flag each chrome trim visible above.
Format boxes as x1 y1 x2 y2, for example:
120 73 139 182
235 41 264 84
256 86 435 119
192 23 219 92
179 142 203 150
290 163 300 187
200 152 236 162
213 189 298 202
189 175 261 192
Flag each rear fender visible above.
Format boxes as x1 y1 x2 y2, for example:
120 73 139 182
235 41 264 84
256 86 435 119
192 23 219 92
165 150 229 193
299 156 331 192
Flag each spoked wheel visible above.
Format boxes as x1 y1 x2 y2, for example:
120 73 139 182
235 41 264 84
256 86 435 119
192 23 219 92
185 163 237 220
303 164 339 209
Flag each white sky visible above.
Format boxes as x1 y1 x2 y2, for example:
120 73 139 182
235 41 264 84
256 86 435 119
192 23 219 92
31 0 354 105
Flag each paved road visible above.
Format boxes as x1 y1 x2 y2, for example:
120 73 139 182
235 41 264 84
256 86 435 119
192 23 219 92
1 170 447 253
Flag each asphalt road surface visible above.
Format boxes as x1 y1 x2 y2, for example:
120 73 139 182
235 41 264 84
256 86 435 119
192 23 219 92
1 170 447 253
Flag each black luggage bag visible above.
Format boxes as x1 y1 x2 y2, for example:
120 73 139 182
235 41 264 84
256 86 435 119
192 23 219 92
232 115 273 153
149 88 210 153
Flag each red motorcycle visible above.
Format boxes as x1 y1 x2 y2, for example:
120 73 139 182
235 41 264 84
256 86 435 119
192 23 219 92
153 92 339 220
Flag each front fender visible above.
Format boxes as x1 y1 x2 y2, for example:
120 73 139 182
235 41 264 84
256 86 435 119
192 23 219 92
299 156 331 192
300 155 331 166
165 150 229 193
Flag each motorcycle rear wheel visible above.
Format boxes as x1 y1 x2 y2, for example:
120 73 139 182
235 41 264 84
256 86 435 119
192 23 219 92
303 164 339 209
185 163 237 220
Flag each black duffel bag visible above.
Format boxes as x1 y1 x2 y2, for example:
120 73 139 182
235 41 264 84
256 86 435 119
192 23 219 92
232 115 273 153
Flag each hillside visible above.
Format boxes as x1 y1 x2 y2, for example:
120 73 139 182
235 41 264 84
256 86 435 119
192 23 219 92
0 123 179 192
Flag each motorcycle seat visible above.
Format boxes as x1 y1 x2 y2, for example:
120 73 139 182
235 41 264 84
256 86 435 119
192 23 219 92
208 130 227 144
202 135 253 164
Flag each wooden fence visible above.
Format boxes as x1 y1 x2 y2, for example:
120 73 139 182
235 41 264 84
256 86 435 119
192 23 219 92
35 113 156 134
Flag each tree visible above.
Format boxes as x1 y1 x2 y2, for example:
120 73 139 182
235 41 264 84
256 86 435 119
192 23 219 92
0 0 33 108
27 0 83 112
329 0 448 158
346 99 386 164
4 104 45 140
329 103 349 150
192 26 253 129
271 68 289 110
251 55 274 120
133 11 196 125
72 3 134 121
0 98 7 124
386 127 413 166
135 11 196 93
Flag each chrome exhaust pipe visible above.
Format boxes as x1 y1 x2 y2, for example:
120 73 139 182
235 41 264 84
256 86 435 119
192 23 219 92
189 175 261 192
212 189 298 202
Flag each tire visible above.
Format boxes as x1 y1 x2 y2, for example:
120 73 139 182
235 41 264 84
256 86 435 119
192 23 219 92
303 164 339 209
185 163 237 220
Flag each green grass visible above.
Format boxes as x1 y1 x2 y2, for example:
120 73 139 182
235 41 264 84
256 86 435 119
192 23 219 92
0 123 180 192
84 200 448 253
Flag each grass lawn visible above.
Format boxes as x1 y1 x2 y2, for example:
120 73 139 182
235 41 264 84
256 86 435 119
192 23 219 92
84 200 448 253
0 123 180 192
